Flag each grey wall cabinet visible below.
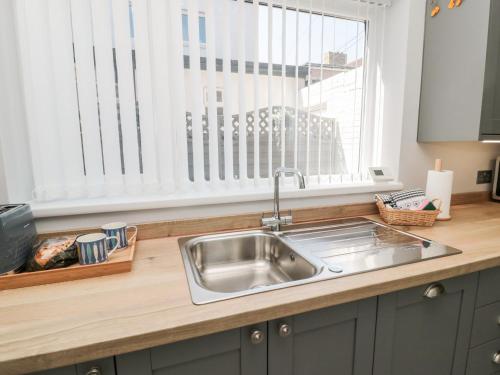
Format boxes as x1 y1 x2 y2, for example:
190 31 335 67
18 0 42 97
267 298 377 375
480 0 500 138
373 273 478 375
115 323 267 375
418 0 500 141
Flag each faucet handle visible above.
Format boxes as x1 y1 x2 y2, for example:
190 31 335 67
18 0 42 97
262 216 281 228
280 213 293 226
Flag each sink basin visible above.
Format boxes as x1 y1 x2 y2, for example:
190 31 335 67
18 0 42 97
181 231 318 297
179 218 462 304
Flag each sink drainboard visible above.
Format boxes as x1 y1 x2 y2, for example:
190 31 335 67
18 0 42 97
279 219 461 277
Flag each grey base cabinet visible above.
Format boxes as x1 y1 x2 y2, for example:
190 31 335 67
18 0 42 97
373 273 478 375
467 338 500 375
115 299 376 375
467 266 500 375
34 357 116 375
268 298 376 375
36 267 500 375
115 324 267 375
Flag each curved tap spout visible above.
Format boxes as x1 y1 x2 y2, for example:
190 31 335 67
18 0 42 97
263 167 306 231
274 167 306 188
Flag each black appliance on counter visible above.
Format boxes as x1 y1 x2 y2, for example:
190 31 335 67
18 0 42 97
0 204 37 274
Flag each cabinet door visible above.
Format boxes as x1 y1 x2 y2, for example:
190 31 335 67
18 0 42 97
373 273 478 375
115 324 267 375
467 337 500 375
34 367 76 375
481 0 500 137
268 298 377 375
34 357 116 375
476 266 500 307
418 0 490 141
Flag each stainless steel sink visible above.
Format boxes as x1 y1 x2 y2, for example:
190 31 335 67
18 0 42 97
180 218 462 304
180 231 319 302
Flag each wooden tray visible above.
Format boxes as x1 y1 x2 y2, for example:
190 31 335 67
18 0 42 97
0 238 136 291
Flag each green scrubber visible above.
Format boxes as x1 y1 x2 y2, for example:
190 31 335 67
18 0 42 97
422 201 437 211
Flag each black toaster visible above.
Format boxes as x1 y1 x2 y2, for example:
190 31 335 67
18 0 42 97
0 204 37 274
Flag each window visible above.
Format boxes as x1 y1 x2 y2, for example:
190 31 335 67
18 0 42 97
13 0 388 202
184 2 369 183
182 13 207 44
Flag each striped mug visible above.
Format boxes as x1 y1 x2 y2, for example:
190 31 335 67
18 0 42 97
76 233 119 265
101 222 138 249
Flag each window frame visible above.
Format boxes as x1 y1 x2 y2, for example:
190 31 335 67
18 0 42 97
30 180 403 218
179 1 379 185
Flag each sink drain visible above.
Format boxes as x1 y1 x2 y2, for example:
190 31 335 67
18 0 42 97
328 265 343 273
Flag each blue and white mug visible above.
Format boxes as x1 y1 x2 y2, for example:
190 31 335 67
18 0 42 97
76 233 119 265
101 222 137 249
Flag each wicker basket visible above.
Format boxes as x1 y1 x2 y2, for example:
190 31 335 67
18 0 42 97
375 198 441 227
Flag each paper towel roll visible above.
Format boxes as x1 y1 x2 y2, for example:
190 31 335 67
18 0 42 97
426 170 454 220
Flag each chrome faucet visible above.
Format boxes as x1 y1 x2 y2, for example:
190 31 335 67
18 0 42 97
262 167 306 231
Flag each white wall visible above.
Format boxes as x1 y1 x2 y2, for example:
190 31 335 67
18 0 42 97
400 142 500 193
375 0 410 182
397 0 500 193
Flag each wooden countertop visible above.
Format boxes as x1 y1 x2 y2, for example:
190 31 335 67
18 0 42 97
2 202 500 374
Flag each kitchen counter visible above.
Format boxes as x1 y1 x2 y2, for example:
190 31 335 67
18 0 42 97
2 202 500 374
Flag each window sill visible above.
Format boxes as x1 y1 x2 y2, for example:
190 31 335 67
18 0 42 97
29 181 403 218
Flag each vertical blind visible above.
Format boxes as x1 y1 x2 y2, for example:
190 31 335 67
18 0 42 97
13 0 388 202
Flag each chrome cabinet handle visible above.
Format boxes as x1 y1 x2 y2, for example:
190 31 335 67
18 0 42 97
250 329 264 345
497 316 500 326
278 323 292 338
492 351 500 365
85 367 101 375
423 283 445 299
